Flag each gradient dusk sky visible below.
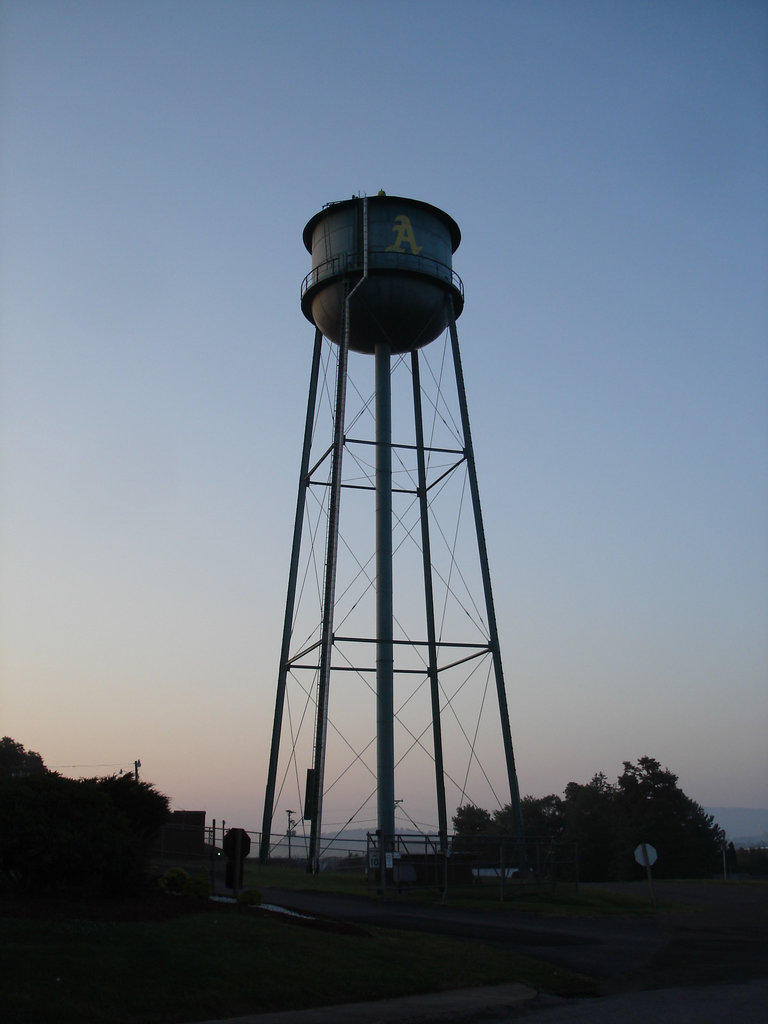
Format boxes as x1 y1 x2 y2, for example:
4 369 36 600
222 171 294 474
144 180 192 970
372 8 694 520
1 0 766 833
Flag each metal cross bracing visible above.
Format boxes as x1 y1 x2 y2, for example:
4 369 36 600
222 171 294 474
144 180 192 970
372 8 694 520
260 314 523 871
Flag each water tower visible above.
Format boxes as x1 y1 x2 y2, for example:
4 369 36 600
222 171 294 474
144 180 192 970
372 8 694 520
260 194 524 871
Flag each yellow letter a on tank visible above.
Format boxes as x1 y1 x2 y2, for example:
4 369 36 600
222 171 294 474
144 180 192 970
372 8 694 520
386 214 423 255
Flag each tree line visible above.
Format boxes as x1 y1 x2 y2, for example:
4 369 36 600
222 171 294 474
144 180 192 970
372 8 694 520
0 739 732 891
453 756 725 881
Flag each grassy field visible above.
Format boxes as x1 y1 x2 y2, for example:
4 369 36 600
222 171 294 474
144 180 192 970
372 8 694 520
1 896 593 1024
5 864 681 1024
243 861 669 914
5 866 759 1022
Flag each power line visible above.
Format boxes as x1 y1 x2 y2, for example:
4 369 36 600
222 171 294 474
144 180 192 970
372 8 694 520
49 762 129 769
50 759 141 780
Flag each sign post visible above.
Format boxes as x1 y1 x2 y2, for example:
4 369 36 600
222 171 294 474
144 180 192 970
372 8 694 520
634 842 658 908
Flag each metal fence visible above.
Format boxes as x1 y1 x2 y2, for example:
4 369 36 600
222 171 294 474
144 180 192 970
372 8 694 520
152 819 252 895
365 832 579 898
151 822 578 899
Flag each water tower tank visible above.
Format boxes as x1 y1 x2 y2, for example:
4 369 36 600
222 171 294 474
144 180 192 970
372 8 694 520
301 195 464 354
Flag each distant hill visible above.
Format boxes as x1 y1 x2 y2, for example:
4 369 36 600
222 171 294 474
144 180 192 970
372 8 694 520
275 816 768 852
706 807 768 845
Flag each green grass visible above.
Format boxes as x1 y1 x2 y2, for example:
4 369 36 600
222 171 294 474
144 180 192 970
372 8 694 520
5 862 673 1024
243 860 373 894
1 902 594 1024
244 862 676 915
497 885 669 915
436 882 674 914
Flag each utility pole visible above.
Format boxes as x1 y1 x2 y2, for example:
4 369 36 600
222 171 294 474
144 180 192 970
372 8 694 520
134 759 141 782
286 809 295 863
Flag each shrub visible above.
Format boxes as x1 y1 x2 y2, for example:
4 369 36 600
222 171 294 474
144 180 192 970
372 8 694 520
236 888 262 908
159 867 189 894
0 774 130 893
97 774 170 841
183 872 211 900
0 772 170 895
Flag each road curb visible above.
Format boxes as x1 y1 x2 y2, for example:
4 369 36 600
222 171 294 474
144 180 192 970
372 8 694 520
190 982 538 1024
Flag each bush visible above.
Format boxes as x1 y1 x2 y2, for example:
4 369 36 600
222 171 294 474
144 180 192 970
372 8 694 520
0 774 128 893
157 867 210 899
0 772 170 896
98 774 170 840
183 872 211 900
159 867 189 894
237 888 262 908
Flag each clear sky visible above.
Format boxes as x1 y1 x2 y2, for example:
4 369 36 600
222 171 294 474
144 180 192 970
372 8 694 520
1 0 766 835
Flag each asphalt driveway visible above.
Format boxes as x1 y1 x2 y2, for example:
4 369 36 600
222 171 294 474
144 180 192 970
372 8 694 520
256 879 768 992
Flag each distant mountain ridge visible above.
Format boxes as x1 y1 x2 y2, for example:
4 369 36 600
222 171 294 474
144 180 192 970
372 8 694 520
706 807 768 844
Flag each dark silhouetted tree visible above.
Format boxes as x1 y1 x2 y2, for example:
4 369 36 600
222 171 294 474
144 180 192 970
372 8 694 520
615 757 723 879
0 737 47 778
562 772 618 881
512 794 565 840
451 757 725 881
452 804 494 836
451 804 496 857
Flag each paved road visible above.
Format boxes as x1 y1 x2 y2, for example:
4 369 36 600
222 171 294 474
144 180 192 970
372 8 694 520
259 884 656 981
194 979 768 1024
259 880 768 987
511 980 768 1023
241 880 768 1022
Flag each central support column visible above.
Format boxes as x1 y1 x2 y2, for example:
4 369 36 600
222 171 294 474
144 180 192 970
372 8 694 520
375 339 395 846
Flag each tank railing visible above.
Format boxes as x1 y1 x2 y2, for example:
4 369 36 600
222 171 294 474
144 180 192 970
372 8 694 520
301 251 463 302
